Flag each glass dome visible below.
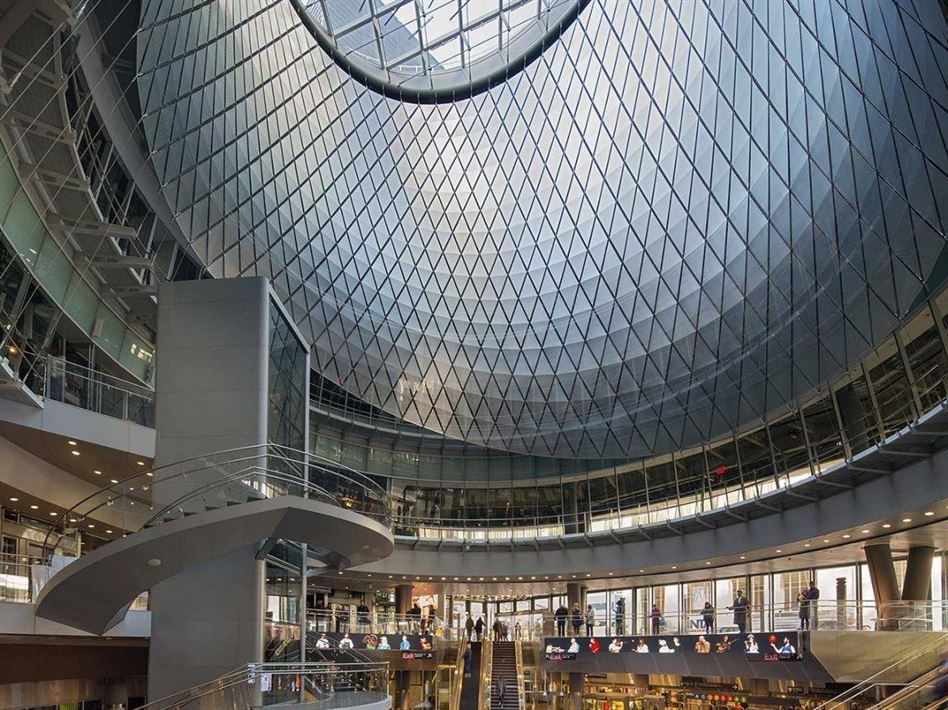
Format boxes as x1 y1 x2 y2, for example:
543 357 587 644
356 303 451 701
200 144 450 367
290 0 590 103
136 0 948 460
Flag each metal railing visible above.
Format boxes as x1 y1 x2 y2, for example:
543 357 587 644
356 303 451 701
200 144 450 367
478 601 948 640
134 662 390 710
43 356 154 426
814 633 948 709
0 322 155 426
383 358 948 542
306 610 461 641
40 444 392 562
0 552 39 603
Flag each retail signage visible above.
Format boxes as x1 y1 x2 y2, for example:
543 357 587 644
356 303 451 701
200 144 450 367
312 631 434 652
544 632 801 661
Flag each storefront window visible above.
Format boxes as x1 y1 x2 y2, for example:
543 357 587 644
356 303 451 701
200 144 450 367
683 581 712 633
652 584 681 634
815 565 858 630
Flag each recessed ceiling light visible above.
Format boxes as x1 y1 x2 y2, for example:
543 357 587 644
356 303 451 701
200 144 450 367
862 529 870 533
882 523 891 528
49 512 57 516
106 529 113 534
69 518 77 523
8 497 17 502
93 470 102 475
70 450 80 456
29 505 38 510
804 543 811 547
137 461 145 466
902 518 912 523
842 534 850 539
671 566 677 569
638 569 644 573
775 549 782 553
88 524 95 529
110 479 118 484
147 558 161 567
67 441 77 446
739 556 745 560
924 511 934 516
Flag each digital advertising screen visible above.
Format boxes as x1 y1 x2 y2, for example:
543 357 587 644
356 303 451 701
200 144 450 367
311 631 434 654
544 632 802 662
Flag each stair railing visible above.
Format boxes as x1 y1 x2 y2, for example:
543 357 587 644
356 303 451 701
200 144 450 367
515 639 526 709
816 633 948 709
480 638 494 709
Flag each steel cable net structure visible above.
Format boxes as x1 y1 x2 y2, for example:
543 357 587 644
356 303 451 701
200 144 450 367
136 0 948 460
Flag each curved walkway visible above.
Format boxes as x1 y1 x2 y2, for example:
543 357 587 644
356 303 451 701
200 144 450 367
35 497 393 634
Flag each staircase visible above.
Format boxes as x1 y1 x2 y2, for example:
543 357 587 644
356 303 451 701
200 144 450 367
490 641 520 709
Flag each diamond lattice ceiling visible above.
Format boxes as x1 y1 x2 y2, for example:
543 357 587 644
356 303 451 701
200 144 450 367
137 0 948 459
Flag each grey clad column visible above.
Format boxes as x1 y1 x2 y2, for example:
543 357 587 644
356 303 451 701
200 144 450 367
903 545 935 629
864 543 901 630
395 584 413 615
148 278 272 699
568 672 584 710
902 546 935 600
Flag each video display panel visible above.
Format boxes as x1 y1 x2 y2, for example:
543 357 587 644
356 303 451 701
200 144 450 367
544 632 801 662
311 631 434 657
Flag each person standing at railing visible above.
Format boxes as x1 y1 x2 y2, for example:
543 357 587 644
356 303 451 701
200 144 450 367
651 604 662 635
475 615 485 642
585 605 596 637
555 603 569 636
614 597 626 636
357 601 371 631
571 603 583 637
702 601 715 634
729 590 748 633
805 581 820 630
465 613 475 641
797 591 809 630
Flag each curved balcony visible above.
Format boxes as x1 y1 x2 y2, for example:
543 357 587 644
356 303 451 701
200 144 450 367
0 2 161 381
34 445 394 634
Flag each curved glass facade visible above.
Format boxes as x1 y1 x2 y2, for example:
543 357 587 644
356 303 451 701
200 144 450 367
307 288 948 538
137 0 948 460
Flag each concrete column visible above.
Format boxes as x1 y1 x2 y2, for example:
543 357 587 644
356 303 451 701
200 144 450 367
395 584 413 615
865 543 900 630
903 545 935 630
148 278 272 699
568 672 584 710
836 576 847 630
902 546 935 600
566 582 585 609
394 669 410 710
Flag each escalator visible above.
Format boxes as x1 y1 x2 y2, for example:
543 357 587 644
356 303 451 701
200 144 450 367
459 641 483 710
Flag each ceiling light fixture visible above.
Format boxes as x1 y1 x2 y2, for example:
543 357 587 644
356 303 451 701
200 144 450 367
29 505 38 510
8 497 17 502
924 511 934 516
902 518 912 523
68 441 77 446
882 523 891 528
70 450 80 456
